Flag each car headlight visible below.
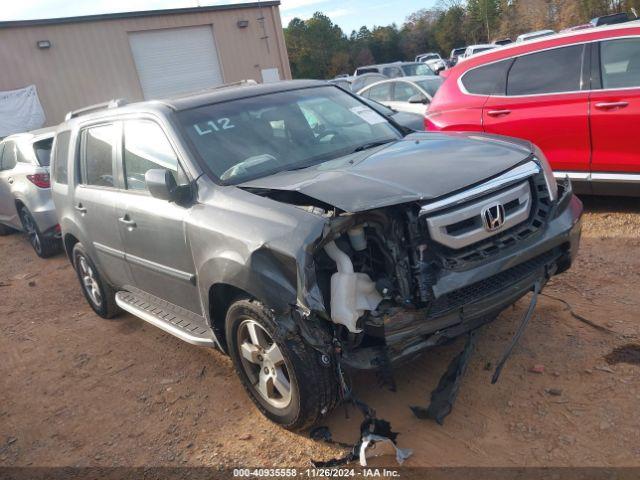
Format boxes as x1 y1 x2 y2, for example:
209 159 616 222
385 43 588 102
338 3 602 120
533 146 558 202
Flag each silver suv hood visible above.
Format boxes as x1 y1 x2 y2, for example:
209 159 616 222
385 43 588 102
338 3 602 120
239 132 534 213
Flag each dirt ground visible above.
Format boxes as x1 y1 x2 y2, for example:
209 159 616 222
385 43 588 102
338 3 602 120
1 195 639 469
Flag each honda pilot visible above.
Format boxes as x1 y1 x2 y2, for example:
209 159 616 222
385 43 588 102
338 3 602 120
51 81 582 430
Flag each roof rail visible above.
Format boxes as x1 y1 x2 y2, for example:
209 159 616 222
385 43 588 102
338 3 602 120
64 98 127 121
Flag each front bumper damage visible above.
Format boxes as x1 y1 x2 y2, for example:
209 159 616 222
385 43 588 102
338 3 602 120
340 181 583 371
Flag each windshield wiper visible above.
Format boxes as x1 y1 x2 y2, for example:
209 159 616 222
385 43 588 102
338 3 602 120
351 139 395 153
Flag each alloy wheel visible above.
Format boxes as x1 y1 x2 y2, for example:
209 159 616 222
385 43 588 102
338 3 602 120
77 255 102 308
20 210 41 255
236 318 292 409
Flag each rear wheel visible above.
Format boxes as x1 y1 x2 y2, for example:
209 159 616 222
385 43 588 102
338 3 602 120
226 299 339 430
72 243 120 319
19 206 59 258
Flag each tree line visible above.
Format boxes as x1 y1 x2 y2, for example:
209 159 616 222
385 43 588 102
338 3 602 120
284 0 640 79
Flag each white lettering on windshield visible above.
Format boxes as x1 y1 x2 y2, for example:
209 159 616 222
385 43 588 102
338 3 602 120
193 118 235 136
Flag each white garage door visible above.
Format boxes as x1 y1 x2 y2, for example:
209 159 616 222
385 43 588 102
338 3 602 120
129 25 223 100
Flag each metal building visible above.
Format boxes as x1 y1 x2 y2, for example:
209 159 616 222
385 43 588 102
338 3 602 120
0 1 291 128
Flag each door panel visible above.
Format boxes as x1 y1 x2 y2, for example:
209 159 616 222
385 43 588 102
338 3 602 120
483 93 590 171
0 142 16 223
589 38 640 173
76 124 132 288
117 194 201 314
483 44 590 172
117 119 201 314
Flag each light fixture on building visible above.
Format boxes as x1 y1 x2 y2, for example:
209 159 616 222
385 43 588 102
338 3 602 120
37 40 51 49
237 20 249 28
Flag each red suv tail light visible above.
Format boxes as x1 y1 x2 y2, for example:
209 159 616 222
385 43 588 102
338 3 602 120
26 173 50 188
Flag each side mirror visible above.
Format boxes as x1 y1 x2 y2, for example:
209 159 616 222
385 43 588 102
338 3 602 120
408 94 429 104
145 168 178 201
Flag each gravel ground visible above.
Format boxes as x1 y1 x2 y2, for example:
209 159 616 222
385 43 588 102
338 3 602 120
1 195 639 469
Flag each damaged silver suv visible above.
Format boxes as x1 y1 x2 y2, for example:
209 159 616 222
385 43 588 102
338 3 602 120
51 81 582 430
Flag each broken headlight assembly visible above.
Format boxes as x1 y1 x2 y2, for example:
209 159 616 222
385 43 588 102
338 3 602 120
533 146 558 202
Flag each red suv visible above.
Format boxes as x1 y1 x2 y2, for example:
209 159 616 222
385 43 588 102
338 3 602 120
426 23 640 195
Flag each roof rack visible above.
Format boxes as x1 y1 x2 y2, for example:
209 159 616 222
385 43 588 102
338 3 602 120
64 98 127 121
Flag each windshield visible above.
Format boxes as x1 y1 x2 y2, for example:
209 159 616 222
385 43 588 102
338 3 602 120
179 86 401 184
401 64 434 76
423 54 439 61
474 47 495 54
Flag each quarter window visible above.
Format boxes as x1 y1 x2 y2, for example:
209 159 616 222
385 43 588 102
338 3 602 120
507 45 584 95
82 124 116 188
461 59 512 95
366 83 392 101
600 38 640 89
123 120 180 191
52 131 71 184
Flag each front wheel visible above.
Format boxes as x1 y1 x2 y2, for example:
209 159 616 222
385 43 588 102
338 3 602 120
226 299 339 430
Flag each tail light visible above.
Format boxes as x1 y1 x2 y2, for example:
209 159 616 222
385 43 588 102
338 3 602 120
26 173 50 188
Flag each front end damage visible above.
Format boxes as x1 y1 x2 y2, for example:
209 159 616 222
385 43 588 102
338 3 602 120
289 160 582 374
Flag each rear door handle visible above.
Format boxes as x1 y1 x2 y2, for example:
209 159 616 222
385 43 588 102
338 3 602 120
118 216 137 229
487 110 511 117
75 204 87 214
7 177 14 184
594 101 629 110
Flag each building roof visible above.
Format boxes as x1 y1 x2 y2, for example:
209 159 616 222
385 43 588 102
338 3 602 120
0 1 280 29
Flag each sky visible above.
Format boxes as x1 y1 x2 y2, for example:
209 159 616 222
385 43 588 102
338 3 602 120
0 0 437 33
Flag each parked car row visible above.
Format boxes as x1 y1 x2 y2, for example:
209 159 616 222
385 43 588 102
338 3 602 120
426 22 640 195
1 78 583 431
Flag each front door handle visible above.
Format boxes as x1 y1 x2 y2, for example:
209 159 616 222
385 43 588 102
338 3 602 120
7 177 14 184
75 203 87 214
594 101 629 110
487 110 511 117
118 216 137 229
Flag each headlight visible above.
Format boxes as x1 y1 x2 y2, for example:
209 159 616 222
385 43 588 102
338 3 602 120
533 146 557 202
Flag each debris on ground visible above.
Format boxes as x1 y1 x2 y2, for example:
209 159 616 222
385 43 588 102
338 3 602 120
410 331 477 425
530 365 546 374
545 388 562 396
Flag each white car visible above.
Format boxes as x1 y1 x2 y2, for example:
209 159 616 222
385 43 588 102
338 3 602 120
357 76 444 115
457 44 498 63
516 29 556 42
415 53 446 73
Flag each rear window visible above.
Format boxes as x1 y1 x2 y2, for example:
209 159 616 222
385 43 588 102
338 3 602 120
461 59 512 95
34 137 53 166
52 131 71 184
507 44 584 95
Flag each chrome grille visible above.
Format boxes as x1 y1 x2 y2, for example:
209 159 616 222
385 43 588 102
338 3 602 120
425 182 531 250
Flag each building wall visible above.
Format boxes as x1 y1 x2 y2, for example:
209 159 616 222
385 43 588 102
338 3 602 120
0 5 291 126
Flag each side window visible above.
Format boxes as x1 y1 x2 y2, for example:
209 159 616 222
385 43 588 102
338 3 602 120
0 142 17 171
123 120 180 191
507 45 584 96
461 59 512 95
600 38 640 89
367 83 392 101
52 131 71 184
82 124 116 188
383 67 402 78
393 82 420 102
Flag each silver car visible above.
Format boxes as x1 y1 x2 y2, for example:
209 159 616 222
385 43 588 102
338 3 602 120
357 76 444 115
0 128 60 257
51 82 582 430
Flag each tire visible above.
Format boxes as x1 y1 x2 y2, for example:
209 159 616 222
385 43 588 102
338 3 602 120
72 243 120 319
18 207 59 258
226 299 340 431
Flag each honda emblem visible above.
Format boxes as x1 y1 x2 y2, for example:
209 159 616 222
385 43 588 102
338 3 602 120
481 202 506 232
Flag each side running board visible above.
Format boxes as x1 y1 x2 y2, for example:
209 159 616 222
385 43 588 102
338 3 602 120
115 291 215 347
